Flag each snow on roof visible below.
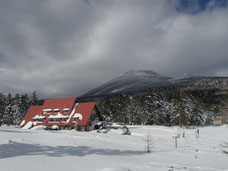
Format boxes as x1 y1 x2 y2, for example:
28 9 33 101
32 115 39 119
66 103 78 123
22 121 33 129
33 115 45 119
63 108 69 111
53 108 60 111
23 97 77 126
73 102 96 126
43 109 52 112
73 113 83 120
20 120 25 126
33 121 37 126
48 113 68 119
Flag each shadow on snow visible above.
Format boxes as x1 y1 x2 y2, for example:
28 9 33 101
0 142 144 159
0 129 32 134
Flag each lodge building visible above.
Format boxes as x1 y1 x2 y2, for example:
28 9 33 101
21 97 102 131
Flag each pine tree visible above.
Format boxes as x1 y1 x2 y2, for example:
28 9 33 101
191 96 204 126
12 94 22 125
170 90 188 127
30 91 39 106
3 93 14 125
135 95 148 125
0 92 39 126
20 94 30 119
0 93 7 126
170 98 180 126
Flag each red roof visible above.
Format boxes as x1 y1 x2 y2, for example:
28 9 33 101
43 97 76 110
69 102 96 126
23 97 98 128
23 97 76 125
23 106 43 125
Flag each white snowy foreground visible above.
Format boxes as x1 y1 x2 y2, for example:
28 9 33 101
0 125 227 171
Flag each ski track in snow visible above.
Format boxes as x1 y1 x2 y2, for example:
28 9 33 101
0 125 227 171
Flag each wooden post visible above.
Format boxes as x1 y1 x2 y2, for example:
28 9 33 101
175 137 177 148
173 134 180 148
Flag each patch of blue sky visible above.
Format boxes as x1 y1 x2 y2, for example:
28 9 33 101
176 0 227 14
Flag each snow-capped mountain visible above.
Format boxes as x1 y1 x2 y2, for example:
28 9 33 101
82 70 171 97
79 70 228 126
81 70 228 99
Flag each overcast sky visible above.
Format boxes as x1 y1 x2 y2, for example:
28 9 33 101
0 0 228 98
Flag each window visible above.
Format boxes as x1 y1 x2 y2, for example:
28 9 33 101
49 119 54 123
73 117 79 123
91 109 96 120
53 109 60 114
62 118 68 122
37 119 44 123
63 108 69 114
43 109 52 114
49 118 60 123
92 110 96 115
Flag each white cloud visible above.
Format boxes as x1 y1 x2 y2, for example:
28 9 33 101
0 0 228 97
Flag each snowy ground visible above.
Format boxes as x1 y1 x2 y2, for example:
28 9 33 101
0 125 227 171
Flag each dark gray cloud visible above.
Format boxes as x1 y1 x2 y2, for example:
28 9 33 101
0 0 228 98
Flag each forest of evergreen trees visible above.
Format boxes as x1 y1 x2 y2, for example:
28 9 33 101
0 88 225 127
99 88 222 127
0 91 39 126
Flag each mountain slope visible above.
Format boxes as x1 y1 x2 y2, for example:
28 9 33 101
81 70 228 99
80 70 228 126
82 70 171 97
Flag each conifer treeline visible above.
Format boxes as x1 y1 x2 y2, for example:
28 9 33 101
0 91 39 126
99 88 221 127
0 88 223 127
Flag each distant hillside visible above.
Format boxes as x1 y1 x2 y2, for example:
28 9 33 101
78 70 228 126
79 70 228 101
81 70 171 98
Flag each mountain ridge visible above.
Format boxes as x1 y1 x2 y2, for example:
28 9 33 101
80 70 228 101
78 70 228 126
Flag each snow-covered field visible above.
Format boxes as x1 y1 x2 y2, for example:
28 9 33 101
0 125 227 171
